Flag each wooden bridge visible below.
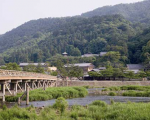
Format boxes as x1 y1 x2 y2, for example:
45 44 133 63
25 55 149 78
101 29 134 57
0 69 57 102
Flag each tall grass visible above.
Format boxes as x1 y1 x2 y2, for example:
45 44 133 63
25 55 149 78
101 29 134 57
6 86 88 102
102 85 150 97
1 99 150 120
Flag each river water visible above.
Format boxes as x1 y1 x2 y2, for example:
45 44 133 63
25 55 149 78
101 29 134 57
3 88 150 108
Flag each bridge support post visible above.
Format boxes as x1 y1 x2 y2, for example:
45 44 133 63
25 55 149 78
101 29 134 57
2 84 5 102
26 86 29 105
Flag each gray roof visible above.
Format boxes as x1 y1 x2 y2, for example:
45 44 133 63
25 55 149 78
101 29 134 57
91 69 100 72
64 63 94 67
62 52 68 55
81 54 99 57
19 63 46 66
100 52 107 56
99 67 106 70
127 64 144 70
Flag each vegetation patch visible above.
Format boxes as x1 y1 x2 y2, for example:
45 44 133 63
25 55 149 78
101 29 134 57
2 98 150 120
6 86 88 102
102 85 150 97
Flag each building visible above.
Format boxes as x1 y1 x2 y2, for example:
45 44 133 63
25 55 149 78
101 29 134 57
64 63 95 73
62 52 68 57
19 63 47 69
81 54 99 57
100 52 107 56
126 64 144 73
48 66 57 71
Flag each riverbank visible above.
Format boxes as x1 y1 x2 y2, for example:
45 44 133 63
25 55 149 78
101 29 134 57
98 85 150 97
57 80 150 87
6 86 88 102
1 99 150 120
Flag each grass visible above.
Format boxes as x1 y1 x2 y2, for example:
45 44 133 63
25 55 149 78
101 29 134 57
6 86 88 102
1 99 150 120
102 85 150 97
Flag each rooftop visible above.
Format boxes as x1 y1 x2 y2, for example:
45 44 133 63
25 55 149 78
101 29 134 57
100 52 107 56
64 63 93 67
127 64 144 70
19 63 46 66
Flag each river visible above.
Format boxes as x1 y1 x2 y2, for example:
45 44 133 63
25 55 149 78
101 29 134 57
2 88 150 108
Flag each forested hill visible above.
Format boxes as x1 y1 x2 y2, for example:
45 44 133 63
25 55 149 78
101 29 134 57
0 17 79 53
0 15 141 63
81 0 150 26
128 28 150 64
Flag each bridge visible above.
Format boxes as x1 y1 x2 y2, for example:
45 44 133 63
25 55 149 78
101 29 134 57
0 69 57 102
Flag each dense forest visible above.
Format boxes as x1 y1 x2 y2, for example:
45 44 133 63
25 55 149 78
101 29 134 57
82 0 150 27
0 0 150 66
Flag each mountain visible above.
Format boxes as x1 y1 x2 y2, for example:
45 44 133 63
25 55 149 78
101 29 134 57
81 0 150 27
0 15 141 63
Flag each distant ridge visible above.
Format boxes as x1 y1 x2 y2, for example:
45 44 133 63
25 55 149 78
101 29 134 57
81 0 150 26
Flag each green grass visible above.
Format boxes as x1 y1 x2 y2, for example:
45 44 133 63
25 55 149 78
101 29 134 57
102 85 150 97
6 86 88 102
1 99 150 120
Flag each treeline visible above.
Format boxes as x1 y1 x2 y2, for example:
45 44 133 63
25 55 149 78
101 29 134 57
88 66 150 80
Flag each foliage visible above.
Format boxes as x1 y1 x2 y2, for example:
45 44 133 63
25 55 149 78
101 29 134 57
108 92 117 96
0 62 21 71
90 100 107 107
82 0 150 27
2 100 150 120
53 97 68 114
23 63 45 73
6 86 88 102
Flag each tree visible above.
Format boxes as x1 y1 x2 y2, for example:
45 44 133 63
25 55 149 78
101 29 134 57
137 71 147 81
124 71 135 80
35 64 45 73
68 66 83 80
101 68 113 80
23 64 36 72
112 68 124 80
0 62 21 71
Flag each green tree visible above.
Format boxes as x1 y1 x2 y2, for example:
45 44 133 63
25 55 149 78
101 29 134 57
1 62 21 71
101 68 113 80
124 71 135 80
68 66 83 80
112 68 124 80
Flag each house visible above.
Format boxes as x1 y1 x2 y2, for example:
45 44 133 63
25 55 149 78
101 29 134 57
99 67 106 70
90 67 106 72
19 63 47 69
81 52 108 57
100 52 107 56
126 64 144 74
64 63 95 73
48 66 57 71
81 54 99 57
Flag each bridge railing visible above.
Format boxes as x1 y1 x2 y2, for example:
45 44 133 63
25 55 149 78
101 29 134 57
0 69 56 80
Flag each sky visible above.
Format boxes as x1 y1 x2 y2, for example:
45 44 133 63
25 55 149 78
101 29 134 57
0 0 144 34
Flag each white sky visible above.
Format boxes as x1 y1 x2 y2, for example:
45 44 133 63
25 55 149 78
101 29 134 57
0 0 143 34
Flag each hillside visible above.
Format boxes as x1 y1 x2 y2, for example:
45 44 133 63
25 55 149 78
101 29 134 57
0 15 141 63
128 28 150 63
82 0 150 26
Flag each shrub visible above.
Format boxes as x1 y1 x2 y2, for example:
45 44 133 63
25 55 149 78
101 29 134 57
109 92 117 96
53 97 68 114
90 100 107 107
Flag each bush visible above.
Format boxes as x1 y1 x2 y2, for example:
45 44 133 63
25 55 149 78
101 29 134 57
90 100 107 107
6 86 88 102
109 92 117 96
53 97 68 114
